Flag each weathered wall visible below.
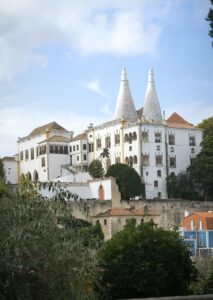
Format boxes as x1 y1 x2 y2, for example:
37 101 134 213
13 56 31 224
68 199 213 230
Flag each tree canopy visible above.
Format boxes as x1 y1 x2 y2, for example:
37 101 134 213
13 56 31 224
95 223 197 299
206 0 213 47
0 158 5 183
188 117 213 200
106 163 145 200
0 183 103 299
88 159 105 179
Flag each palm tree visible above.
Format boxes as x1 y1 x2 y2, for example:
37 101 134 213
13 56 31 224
100 148 110 159
100 148 111 172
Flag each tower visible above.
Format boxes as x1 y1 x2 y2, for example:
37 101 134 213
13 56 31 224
143 69 162 122
114 68 138 121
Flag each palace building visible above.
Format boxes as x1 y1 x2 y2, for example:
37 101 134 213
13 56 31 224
16 69 203 199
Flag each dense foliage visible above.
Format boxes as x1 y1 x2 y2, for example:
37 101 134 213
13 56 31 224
96 223 197 299
206 0 213 47
188 117 213 201
0 184 103 299
88 159 105 179
0 158 5 182
166 172 201 200
106 163 145 199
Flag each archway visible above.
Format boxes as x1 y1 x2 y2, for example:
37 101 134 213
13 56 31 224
33 170 39 182
98 184 104 201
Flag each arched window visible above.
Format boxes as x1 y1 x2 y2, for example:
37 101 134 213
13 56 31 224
98 185 104 201
154 180 158 187
133 155 137 164
133 132 137 140
26 172 32 181
157 170 161 177
33 170 39 182
129 156 133 167
124 133 129 142
129 132 133 143
125 156 129 164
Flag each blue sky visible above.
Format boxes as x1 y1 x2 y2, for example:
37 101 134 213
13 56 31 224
0 0 212 157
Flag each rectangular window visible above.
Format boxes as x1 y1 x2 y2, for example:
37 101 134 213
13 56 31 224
168 133 175 145
189 135 196 146
155 132 161 143
105 136 111 148
83 154 87 160
55 146 58 153
104 219 107 225
156 155 163 166
77 145 79 151
114 134 120 145
20 151 23 161
96 138 101 150
64 146 68 154
25 149 29 160
77 156 79 161
41 157 45 167
70 146 72 152
50 145 54 153
142 131 148 142
59 146 63 154
36 147 39 157
89 143 94 153
40 146 46 155
83 144 87 150
169 156 176 168
198 235 203 247
30 148 34 160
142 154 150 166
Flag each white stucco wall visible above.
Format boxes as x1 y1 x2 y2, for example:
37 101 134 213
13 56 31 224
3 160 18 184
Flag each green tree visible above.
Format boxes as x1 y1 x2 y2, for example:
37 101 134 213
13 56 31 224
166 172 201 200
88 159 104 179
188 117 213 200
106 163 145 199
0 158 5 182
0 185 100 299
96 223 197 299
206 0 213 47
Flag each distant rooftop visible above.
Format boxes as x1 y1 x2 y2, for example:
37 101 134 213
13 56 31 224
29 121 68 137
166 112 195 129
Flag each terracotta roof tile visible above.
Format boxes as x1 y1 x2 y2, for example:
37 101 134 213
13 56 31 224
166 112 194 129
29 122 67 137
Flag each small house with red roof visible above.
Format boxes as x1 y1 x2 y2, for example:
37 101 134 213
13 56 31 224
182 211 213 257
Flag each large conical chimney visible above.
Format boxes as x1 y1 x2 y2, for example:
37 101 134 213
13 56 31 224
114 68 138 121
143 69 162 122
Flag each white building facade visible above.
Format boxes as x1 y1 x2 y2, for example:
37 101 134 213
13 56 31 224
17 69 203 199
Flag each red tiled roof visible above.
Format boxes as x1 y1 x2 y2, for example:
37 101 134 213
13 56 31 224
166 112 194 129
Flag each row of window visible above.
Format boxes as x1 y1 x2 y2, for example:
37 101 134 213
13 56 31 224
70 144 87 152
142 131 196 146
142 154 176 168
71 153 87 163
20 144 69 161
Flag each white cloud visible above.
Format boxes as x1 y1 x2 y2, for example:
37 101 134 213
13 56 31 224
0 103 108 157
84 79 111 99
0 0 173 81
